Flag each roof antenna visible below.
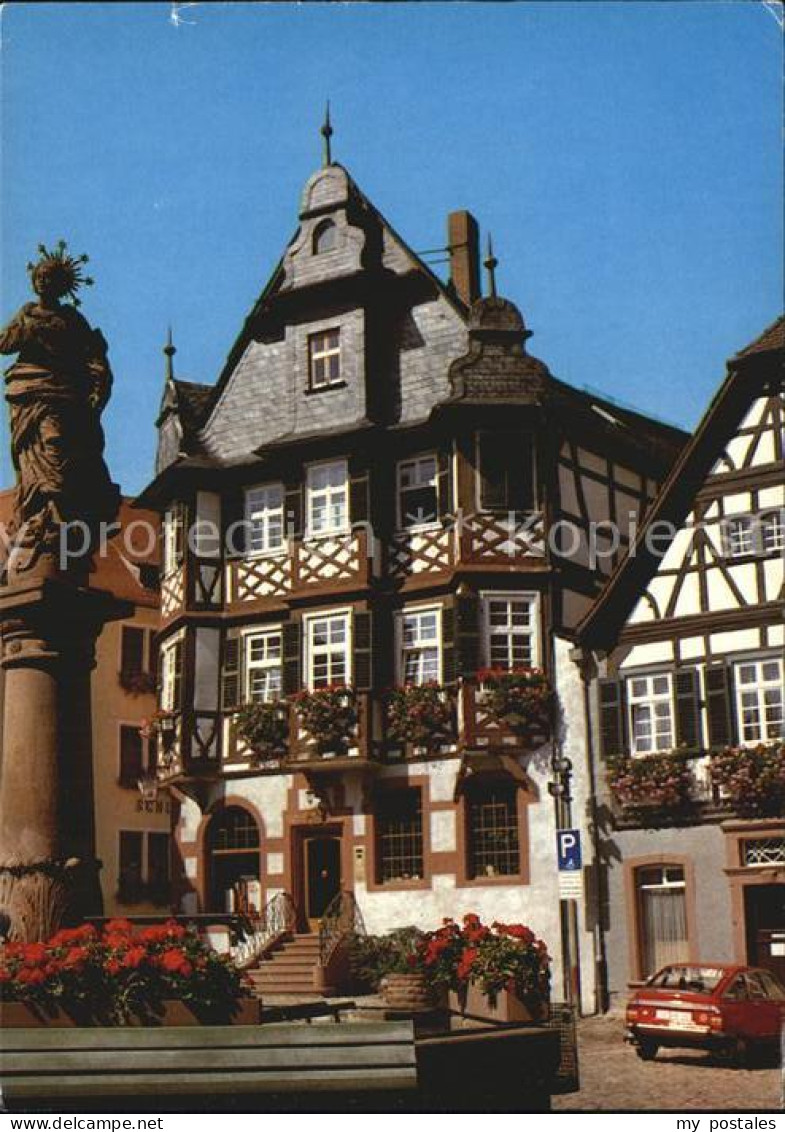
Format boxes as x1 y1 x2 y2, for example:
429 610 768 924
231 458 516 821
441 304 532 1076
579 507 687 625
321 101 334 167
484 233 498 298
163 325 176 383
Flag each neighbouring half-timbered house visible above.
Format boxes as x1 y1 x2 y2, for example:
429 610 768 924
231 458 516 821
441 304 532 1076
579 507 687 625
136 149 685 1009
577 316 784 1005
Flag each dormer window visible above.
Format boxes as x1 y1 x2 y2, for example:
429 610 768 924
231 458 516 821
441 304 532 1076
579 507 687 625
309 329 341 389
313 219 337 254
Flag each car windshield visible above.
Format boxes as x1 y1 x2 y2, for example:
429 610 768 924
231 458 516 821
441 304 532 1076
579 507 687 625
648 965 726 994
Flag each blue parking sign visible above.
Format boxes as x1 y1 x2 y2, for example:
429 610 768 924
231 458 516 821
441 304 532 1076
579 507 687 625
557 829 582 871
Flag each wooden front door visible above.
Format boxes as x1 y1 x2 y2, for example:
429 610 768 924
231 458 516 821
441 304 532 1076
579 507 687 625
304 834 342 928
746 883 785 979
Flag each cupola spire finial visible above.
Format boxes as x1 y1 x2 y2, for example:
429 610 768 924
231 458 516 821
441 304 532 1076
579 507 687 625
484 233 498 298
321 101 334 167
163 325 176 383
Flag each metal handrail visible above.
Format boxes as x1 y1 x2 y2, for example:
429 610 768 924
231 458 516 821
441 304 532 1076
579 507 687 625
229 891 297 969
318 889 366 966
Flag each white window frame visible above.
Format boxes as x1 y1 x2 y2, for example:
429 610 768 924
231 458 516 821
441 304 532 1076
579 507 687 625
304 609 351 690
243 627 282 703
626 672 675 756
162 506 184 578
308 328 342 389
481 592 540 671
734 658 784 745
723 515 755 558
762 510 784 554
396 454 439 531
160 634 184 712
306 459 349 538
397 605 442 685
244 483 285 557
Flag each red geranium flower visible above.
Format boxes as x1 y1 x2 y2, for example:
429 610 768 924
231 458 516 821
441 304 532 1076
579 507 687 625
63 946 90 969
121 946 147 969
22 943 48 965
159 948 193 977
104 918 134 936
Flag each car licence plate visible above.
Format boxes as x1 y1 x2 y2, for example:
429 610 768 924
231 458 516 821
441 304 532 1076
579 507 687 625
655 1009 699 1029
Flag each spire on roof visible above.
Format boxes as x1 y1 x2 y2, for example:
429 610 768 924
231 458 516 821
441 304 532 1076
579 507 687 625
484 233 498 298
163 326 176 383
321 101 334 167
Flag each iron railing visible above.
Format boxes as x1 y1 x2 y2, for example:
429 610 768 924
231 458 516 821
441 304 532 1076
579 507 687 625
230 891 297 969
318 889 366 966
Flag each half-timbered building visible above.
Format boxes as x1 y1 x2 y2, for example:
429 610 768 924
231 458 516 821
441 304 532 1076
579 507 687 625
137 147 685 1009
577 316 784 1004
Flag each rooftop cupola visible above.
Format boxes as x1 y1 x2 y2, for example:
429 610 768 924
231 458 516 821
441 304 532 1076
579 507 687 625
447 235 550 404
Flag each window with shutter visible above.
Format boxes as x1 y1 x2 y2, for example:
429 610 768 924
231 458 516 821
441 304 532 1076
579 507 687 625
119 725 144 787
627 674 675 755
482 593 539 669
733 659 783 744
245 630 282 702
674 668 701 752
353 611 373 691
222 635 242 710
705 666 736 749
398 607 440 684
598 678 626 760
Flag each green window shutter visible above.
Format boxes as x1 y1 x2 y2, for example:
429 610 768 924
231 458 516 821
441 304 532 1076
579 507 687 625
349 468 370 526
353 611 373 691
285 484 303 539
598 678 626 761
674 668 701 753
282 621 302 696
222 634 242 711
436 449 451 519
705 665 735 750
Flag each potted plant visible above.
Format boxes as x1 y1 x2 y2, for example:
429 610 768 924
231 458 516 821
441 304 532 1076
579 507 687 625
476 667 554 739
293 685 358 755
386 683 454 751
0 919 256 1027
349 927 438 1010
418 914 550 1022
235 700 289 762
607 752 695 822
119 670 157 696
139 709 176 744
710 742 785 817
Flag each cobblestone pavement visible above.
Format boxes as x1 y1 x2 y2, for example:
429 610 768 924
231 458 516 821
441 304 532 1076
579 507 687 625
554 1015 782 1113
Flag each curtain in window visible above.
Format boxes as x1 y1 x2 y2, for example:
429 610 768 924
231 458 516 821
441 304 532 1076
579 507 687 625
640 885 688 977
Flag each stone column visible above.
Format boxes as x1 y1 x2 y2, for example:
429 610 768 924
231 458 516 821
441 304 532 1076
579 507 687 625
0 577 129 941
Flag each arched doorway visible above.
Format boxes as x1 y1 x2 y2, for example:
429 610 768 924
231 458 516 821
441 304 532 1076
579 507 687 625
206 805 261 913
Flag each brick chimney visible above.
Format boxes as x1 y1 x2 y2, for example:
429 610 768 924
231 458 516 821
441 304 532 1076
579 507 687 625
447 211 480 307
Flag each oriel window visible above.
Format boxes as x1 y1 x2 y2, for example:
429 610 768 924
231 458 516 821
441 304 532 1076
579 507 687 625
400 607 441 684
307 613 350 689
245 630 282 703
162 505 185 577
309 329 341 389
397 455 439 529
477 431 535 512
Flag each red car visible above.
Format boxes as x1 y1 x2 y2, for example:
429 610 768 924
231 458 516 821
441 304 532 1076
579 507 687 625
626 963 785 1065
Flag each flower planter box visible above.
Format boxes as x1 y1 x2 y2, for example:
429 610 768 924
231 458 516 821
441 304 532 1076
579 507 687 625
448 983 545 1024
0 997 261 1028
380 973 440 1012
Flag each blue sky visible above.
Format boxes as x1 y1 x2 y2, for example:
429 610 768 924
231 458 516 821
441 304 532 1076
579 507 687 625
1 2 782 494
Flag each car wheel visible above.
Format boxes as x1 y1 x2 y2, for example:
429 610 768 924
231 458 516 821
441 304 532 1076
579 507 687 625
732 1037 752 1069
635 1040 659 1061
